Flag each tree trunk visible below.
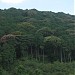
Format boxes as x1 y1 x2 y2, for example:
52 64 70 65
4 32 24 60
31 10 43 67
63 50 66 62
60 49 63 62
36 49 38 61
31 45 33 58
69 52 71 62
43 49 44 63
38 48 40 61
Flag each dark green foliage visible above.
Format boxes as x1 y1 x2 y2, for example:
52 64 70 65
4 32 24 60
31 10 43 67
10 59 75 75
0 7 75 75
0 43 16 70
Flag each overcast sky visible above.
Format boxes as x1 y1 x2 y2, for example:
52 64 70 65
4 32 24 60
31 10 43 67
0 0 74 15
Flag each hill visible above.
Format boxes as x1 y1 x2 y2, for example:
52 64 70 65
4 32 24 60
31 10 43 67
0 7 75 75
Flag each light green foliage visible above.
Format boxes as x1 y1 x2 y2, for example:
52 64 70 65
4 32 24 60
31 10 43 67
17 22 36 34
44 36 62 45
36 27 53 37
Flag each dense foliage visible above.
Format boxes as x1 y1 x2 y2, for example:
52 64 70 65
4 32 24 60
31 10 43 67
0 7 75 75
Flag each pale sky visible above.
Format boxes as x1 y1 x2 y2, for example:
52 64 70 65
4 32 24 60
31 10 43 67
0 0 74 15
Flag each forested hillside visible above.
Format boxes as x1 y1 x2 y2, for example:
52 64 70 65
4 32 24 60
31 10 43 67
0 7 75 75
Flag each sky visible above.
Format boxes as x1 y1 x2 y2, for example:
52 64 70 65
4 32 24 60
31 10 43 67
0 0 74 15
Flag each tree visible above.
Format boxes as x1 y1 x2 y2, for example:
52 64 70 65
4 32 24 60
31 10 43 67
36 27 53 37
44 36 63 62
1 43 16 70
34 30 44 61
17 22 36 34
